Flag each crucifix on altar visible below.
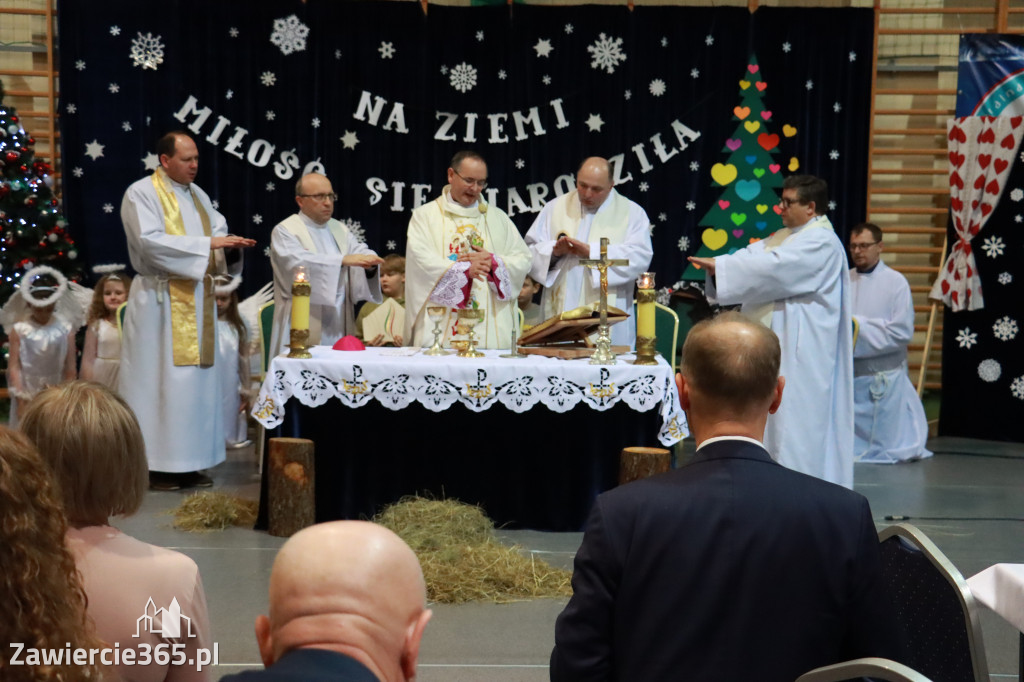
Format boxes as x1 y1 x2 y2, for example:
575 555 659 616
580 237 629 365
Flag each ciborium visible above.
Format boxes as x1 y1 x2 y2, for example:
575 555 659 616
423 306 449 356
456 308 485 358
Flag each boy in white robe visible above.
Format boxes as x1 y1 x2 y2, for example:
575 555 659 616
689 175 854 489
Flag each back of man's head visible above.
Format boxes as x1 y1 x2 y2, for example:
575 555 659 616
680 312 781 424
255 521 432 682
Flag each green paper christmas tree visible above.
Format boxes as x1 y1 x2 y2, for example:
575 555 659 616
683 57 793 279
0 80 83 305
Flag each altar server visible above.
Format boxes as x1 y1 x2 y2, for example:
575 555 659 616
688 175 854 488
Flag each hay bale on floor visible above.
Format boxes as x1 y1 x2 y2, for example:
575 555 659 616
374 496 572 604
170 492 258 532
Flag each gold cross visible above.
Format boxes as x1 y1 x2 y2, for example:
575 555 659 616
580 237 629 364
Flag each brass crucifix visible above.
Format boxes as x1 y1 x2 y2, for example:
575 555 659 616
580 237 629 365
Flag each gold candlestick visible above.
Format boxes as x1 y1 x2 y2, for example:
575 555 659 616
288 266 312 359
634 272 657 366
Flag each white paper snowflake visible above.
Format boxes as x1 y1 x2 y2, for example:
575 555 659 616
956 327 977 349
686 201 696 211
228 27 239 38
1017 215 1023 223
689 161 700 171
84 140 104 160
379 41 396 59
386 240 397 251
639 181 649 192
705 35 714 46
999 272 1013 285
75 60 86 71
263 246 271 258
829 150 839 160
849 51 857 62
66 103 77 114
542 75 551 85
72 167 83 178
449 62 478 93
782 42 791 53
260 71 276 87
805 80 814 90
102 203 114 214
311 117 320 128
982 235 1005 258
270 15 309 55
1012 375 1024 400
993 316 1018 341
978 359 1001 382
265 182 275 192
564 23 574 34
335 49 342 60
342 218 366 243
690 68 700 79
226 89 233 100
833 102 842 113
440 65 448 75
828 201 837 211
648 223 656 235
211 199 219 210
534 38 553 58
624 89 632 100
476 30 484 42
661 37 669 47
515 158 525 169
340 131 359 150
253 214 263 225
658 212 668 222
142 153 159 171
122 121 132 132
130 32 164 70
1011 188 1023 202
108 83 120 94
587 33 626 74
265 110 276 121
585 113 604 132
678 236 690 251
649 79 666 97
498 69 507 80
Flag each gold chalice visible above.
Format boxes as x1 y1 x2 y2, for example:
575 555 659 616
456 308 485 358
424 306 449 356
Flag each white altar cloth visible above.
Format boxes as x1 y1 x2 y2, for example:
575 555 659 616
253 346 688 446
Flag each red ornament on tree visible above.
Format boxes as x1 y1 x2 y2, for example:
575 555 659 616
5 151 18 164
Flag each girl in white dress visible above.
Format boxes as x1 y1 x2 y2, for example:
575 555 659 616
215 275 252 446
1 266 86 426
79 270 131 391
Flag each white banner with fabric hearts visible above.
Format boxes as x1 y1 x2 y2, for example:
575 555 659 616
932 115 1024 311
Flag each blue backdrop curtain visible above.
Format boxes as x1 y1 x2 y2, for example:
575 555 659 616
56 1 872 297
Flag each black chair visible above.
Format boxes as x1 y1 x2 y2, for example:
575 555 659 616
796 657 932 682
877 523 989 682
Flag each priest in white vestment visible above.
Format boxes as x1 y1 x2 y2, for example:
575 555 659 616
849 223 932 463
689 175 854 488
119 132 256 489
405 151 531 350
525 157 654 348
269 173 383 357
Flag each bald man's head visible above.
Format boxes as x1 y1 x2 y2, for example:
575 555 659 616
576 157 614 211
255 521 432 681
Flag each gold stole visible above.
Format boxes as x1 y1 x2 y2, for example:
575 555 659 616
150 168 222 367
280 214 351 345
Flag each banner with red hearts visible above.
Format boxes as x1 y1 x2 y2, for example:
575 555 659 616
931 116 1024 312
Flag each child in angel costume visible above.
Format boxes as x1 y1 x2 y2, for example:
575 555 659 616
79 265 132 391
1 265 89 425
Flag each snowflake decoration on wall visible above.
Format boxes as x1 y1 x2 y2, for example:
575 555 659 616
690 68 700 79
956 327 977 349
265 182 275 192
805 80 814 90
72 167 83 178
978 359 1001 383
110 26 121 36
542 75 552 85
270 15 309 55
829 150 840 160
639 181 649 192
690 161 700 171
624 89 632 100
834 102 842 113
1011 188 1023 201
229 27 239 38
75 60 86 71
253 214 263 225
265 111 276 121
226 89 233 100
828 201 837 211
130 32 164 70
999 272 1013 285
386 240 397 251
705 35 714 46
440 65 448 75
66 103 77 113
122 121 132 132
678 236 690 251
993 316 1018 341
476 30 484 42
658 212 667 222
685 201 696 211
379 41 396 59
564 23 574 34
587 33 626 74
449 63 478 93
534 38 553 58
1012 376 1024 400
260 71 277 87
515 158 525 169
102 203 114 213
498 69 507 80
782 42 792 53
982 235 1005 258
342 218 366 243
311 117 320 128
649 79 666 97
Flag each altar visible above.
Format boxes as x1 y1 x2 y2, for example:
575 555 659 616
252 346 688 530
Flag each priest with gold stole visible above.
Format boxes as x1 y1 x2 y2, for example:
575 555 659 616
119 131 255 490
524 157 653 349
405 151 531 349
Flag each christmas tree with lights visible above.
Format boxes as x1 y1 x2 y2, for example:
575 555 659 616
0 80 82 305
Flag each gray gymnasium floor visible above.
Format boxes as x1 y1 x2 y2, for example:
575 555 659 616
112 436 1024 681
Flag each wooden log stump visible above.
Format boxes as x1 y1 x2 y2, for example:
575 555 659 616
267 437 315 537
619 446 671 485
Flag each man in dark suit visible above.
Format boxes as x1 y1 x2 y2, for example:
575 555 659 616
550 311 902 682
222 521 432 682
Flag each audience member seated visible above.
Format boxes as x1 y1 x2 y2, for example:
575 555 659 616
0 426 102 682
20 381 214 682
221 521 432 681
550 312 903 682
355 253 406 347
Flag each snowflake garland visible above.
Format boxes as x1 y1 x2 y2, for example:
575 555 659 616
993 316 1018 341
587 33 627 74
956 327 977 349
270 15 309 55
130 32 164 70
